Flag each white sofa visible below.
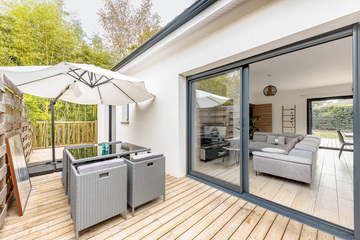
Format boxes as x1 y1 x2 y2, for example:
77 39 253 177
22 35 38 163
251 132 321 184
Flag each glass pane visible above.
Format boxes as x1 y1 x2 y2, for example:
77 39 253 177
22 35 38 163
248 36 353 229
310 98 353 149
190 70 241 186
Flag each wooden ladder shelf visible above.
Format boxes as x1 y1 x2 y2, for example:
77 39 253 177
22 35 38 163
282 105 296 134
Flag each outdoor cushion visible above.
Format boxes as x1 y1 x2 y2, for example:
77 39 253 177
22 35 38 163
131 152 164 163
261 148 287 154
284 137 299 153
77 158 124 174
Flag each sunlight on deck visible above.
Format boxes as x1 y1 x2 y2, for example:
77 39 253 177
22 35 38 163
0 171 337 239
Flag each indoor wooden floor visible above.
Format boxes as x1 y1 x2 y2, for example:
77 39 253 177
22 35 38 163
0 171 337 239
196 149 354 230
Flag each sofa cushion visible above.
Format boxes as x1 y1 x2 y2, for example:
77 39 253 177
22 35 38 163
262 148 287 154
77 158 124 174
295 140 320 152
278 136 286 145
253 151 312 165
284 137 298 153
131 152 164 162
249 142 286 152
267 135 276 144
253 134 267 142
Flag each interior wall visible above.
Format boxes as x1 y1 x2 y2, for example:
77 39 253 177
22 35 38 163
251 83 353 134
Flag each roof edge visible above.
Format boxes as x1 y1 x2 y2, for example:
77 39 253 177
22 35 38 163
111 0 218 72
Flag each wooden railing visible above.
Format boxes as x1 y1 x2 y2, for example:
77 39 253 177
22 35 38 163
32 121 97 149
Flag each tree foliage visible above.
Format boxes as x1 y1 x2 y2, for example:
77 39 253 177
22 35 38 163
0 0 116 124
99 0 161 60
196 71 241 106
312 104 353 131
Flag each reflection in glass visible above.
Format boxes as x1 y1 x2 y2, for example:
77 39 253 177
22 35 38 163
190 70 241 186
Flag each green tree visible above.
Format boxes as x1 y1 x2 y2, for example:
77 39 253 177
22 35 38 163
99 0 161 60
0 0 116 124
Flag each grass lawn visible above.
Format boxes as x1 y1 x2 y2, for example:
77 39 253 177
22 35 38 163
312 129 352 139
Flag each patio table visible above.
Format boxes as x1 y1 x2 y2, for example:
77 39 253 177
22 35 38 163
63 142 151 202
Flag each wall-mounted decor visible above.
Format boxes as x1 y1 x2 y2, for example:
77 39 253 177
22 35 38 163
282 105 296 133
5 134 31 216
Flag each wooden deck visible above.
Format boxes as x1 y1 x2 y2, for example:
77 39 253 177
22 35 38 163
196 149 354 230
320 138 353 150
0 172 337 239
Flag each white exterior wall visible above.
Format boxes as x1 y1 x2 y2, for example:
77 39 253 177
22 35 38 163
99 0 360 177
97 105 109 143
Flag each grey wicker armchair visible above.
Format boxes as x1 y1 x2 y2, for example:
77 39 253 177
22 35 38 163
124 153 165 216
70 159 127 240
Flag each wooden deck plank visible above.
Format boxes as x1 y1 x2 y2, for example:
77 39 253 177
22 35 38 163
212 202 257 239
177 196 239 240
158 193 231 240
264 214 290 240
228 206 267 239
0 161 339 240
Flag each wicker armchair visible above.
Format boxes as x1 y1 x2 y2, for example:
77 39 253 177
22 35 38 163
70 159 127 240
124 153 165 216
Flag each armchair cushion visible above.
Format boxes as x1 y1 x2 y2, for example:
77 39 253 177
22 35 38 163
77 158 124 174
131 152 164 162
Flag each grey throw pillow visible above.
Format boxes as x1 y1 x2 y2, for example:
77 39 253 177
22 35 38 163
278 136 286 145
266 135 276 144
284 137 299 153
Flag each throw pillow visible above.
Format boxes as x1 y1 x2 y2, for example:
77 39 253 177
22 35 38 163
298 136 304 141
266 135 276 144
262 148 287 154
284 137 298 153
278 136 286 145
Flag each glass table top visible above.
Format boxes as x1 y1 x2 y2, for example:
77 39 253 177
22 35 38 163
68 142 149 160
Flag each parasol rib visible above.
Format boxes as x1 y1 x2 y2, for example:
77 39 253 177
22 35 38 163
110 81 136 102
17 72 64 87
97 86 103 104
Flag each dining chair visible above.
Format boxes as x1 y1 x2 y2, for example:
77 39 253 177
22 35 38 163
337 130 353 158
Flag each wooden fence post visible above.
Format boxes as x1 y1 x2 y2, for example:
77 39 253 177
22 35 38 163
62 123 65 146
45 124 48 148
32 125 36 148
67 123 71 145
91 123 94 143
39 124 43 148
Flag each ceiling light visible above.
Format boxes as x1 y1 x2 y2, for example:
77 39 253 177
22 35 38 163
263 74 277 96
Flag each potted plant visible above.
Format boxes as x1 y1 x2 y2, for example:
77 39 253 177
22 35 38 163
249 116 262 139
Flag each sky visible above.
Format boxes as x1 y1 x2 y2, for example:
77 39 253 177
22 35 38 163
63 0 194 39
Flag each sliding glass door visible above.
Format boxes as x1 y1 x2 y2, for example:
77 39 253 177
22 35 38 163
187 25 359 239
188 69 241 189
